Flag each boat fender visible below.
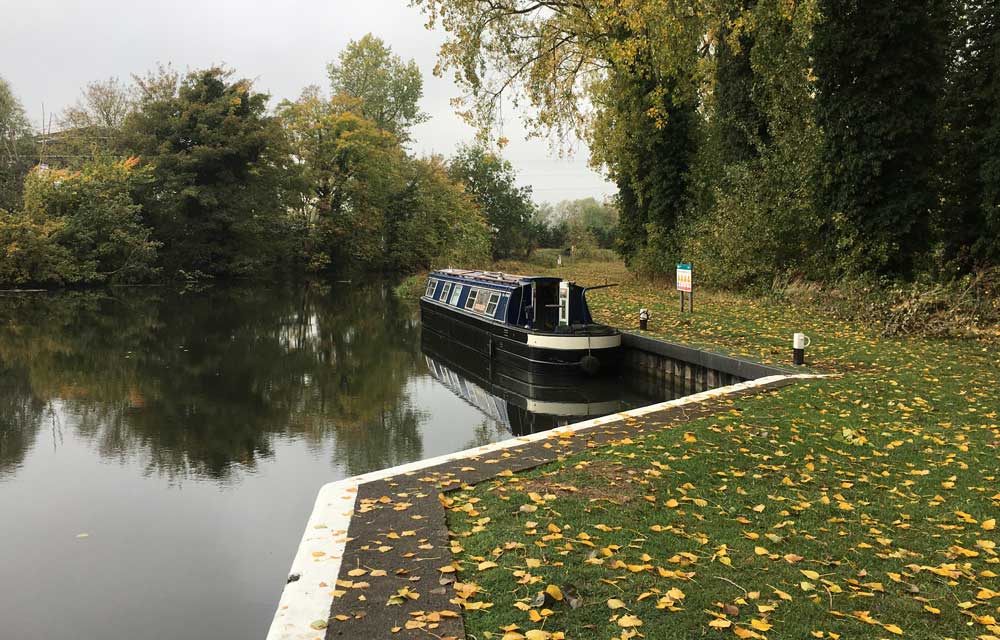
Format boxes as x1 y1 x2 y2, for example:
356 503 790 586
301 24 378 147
580 354 601 375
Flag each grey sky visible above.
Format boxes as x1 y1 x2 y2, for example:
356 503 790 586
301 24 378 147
1 0 613 204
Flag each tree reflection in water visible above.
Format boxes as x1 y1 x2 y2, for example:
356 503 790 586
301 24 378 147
0 362 48 478
0 283 426 480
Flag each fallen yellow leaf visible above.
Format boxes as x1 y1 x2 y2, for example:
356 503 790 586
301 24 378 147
618 614 643 628
751 619 773 631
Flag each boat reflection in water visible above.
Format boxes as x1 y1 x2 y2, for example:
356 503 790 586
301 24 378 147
421 326 678 437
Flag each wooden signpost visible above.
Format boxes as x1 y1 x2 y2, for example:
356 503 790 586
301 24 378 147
676 262 693 312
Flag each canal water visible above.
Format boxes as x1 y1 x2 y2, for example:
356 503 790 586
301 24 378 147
0 283 683 640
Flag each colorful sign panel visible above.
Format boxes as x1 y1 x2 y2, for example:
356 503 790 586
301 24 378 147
676 263 692 292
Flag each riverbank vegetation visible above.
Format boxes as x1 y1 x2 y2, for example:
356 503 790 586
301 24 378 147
0 36 576 286
440 257 1000 640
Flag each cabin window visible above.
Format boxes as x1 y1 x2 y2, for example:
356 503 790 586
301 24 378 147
484 292 501 316
449 284 463 305
440 282 452 301
424 279 437 297
464 289 479 310
473 291 489 313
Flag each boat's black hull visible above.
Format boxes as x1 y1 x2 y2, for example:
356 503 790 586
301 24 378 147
420 298 621 383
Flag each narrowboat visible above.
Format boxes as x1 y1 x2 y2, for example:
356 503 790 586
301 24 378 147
419 268 621 381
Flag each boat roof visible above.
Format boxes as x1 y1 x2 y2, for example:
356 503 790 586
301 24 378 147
432 268 561 286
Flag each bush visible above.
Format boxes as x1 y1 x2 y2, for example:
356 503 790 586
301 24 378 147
0 210 72 286
776 268 1000 338
0 159 159 287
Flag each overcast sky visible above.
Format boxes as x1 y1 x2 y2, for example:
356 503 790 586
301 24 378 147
1 0 613 204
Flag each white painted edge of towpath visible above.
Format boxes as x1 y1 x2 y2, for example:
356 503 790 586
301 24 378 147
266 372 827 640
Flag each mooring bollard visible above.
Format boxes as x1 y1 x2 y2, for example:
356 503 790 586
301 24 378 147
793 332 811 365
639 308 650 331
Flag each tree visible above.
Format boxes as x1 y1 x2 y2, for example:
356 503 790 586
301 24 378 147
412 0 708 145
592 68 698 272
812 0 950 277
532 203 569 249
939 0 1000 269
714 1 770 165
278 88 404 271
448 143 536 259
414 0 706 273
327 34 428 141
52 77 135 166
0 76 35 211
676 0 826 288
0 207 71 286
0 158 159 286
536 197 618 249
387 156 491 271
124 66 290 277
279 88 489 273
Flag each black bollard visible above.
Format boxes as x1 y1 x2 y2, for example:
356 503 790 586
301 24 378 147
793 347 805 366
793 332 809 365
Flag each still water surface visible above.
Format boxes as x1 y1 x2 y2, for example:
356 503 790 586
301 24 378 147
0 283 670 640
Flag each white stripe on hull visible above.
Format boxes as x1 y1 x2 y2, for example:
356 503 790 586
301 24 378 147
525 333 621 350
524 399 621 414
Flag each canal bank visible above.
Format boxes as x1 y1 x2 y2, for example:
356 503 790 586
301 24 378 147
269 258 1000 640
267 329 816 639
418 259 1000 640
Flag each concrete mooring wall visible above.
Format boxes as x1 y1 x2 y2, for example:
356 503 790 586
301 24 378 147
621 332 791 397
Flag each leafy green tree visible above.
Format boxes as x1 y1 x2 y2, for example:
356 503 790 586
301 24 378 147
714 1 770 165
412 0 706 269
0 159 158 286
939 0 1000 269
448 143 536 259
0 76 35 211
413 0 708 146
387 155 491 271
327 34 428 141
279 89 489 272
679 0 825 288
278 88 404 271
124 66 290 277
568 198 618 249
592 69 698 273
0 208 71 286
812 0 950 277
532 204 570 249
536 198 618 249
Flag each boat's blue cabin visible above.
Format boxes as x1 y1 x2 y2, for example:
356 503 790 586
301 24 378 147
424 269 595 331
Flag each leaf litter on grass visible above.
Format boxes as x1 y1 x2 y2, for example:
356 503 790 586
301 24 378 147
439 259 1000 640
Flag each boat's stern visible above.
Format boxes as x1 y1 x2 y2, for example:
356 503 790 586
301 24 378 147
521 325 622 376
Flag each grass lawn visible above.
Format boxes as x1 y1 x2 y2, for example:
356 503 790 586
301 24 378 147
441 257 1000 640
